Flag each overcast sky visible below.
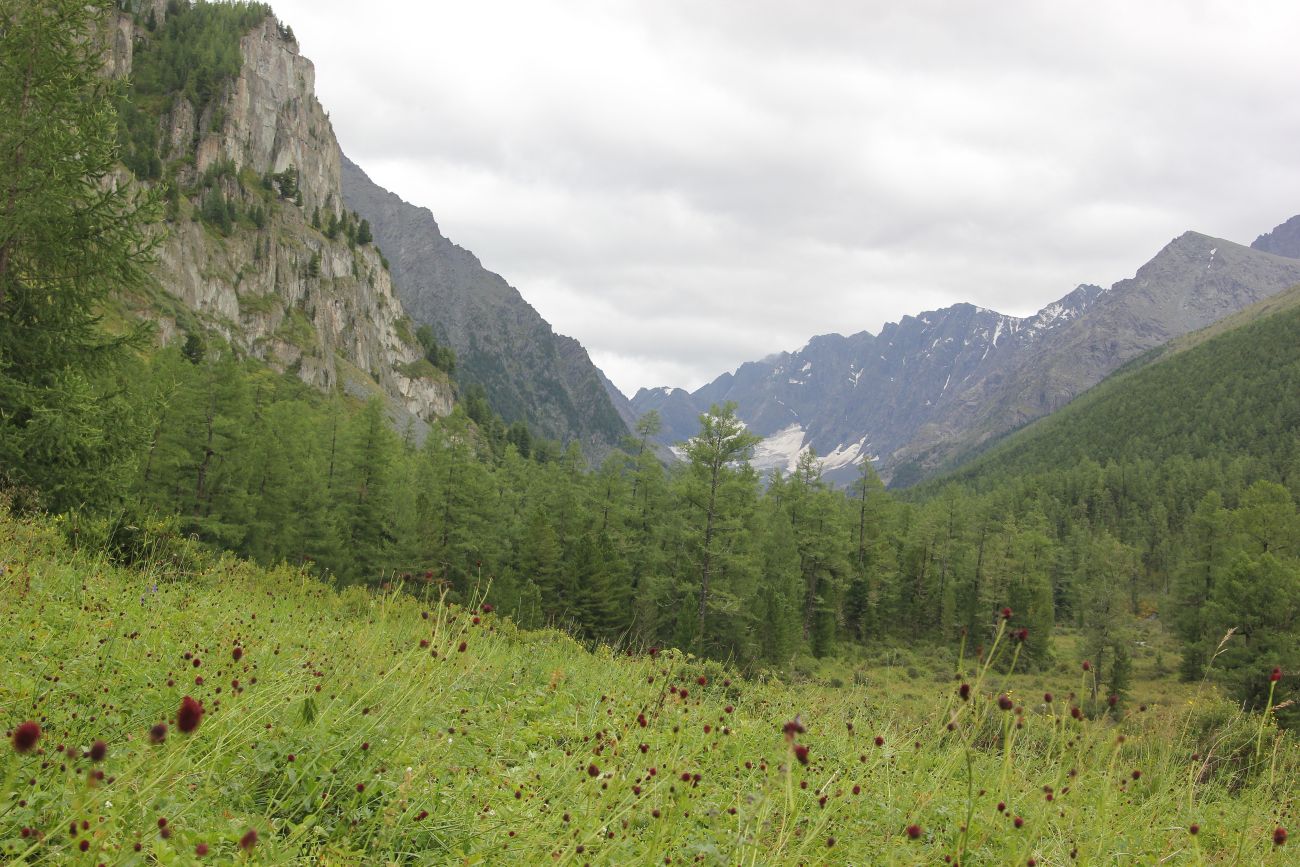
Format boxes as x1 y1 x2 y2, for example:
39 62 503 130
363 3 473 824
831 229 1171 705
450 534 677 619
267 0 1300 395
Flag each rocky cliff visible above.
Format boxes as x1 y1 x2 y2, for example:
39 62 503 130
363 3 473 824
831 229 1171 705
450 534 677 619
113 4 453 426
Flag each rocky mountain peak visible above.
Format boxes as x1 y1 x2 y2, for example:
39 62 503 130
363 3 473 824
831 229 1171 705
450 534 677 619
1251 215 1300 259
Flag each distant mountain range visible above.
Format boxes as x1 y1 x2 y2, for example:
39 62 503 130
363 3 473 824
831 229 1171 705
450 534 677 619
631 218 1300 484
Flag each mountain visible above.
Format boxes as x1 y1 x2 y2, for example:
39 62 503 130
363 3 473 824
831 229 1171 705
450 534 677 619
634 221 1300 484
1251 214 1300 258
110 2 453 431
340 158 630 455
931 282 1300 492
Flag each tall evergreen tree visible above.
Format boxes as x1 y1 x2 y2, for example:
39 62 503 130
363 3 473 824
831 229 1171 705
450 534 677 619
0 0 158 510
678 402 760 654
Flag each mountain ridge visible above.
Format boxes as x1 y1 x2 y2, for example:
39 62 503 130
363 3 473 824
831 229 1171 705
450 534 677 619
633 219 1300 484
340 156 631 455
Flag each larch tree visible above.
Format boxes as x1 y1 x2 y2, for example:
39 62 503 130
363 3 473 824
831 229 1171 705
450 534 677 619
0 0 159 510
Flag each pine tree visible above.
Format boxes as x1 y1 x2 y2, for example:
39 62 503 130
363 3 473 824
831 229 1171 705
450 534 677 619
679 402 760 654
0 0 158 510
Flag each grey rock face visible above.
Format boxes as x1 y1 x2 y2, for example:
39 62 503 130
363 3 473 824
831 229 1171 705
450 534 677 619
340 156 629 454
1251 214 1300 259
119 11 453 423
635 223 1300 485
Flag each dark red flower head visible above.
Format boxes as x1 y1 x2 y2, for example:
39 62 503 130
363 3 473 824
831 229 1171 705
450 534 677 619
1082 660 1092 672
793 744 810 765
177 696 204 734
232 646 243 662
1271 667 1283 683
959 683 971 701
1000 607 1013 621
1108 693 1119 708
1015 628 1029 643
481 603 494 613
587 763 600 778
782 715 806 737
1275 826 1287 846
697 676 708 686
239 829 258 851
906 824 922 840
88 740 107 762
11 721 40 753
998 693 1014 711
149 723 168 744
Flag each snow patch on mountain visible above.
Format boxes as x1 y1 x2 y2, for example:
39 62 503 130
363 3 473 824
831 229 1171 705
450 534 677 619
820 436 870 473
751 423 806 475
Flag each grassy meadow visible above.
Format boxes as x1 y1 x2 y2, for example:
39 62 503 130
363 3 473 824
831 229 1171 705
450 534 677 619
1 508 1295 865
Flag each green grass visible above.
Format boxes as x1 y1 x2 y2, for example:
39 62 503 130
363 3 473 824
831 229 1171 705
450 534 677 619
1 509 1295 864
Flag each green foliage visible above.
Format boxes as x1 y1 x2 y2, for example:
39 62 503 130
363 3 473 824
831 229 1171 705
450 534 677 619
118 1 272 172
1 507 1297 863
415 324 456 373
0 0 159 511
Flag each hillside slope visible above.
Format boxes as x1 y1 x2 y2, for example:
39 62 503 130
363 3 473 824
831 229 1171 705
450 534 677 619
340 157 630 455
933 289 1300 489
1 509 1293 863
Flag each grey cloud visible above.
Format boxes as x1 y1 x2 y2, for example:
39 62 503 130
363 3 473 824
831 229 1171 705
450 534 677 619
272 0 1300 394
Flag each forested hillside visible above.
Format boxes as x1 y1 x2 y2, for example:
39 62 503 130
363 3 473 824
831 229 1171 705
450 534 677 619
94 293 1299 728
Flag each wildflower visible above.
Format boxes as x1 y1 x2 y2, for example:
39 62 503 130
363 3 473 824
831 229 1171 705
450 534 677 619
239 829 258 851
1082 660 1092 672
959 683 971 701
1275 827 1287 846
177 696 204 734
874 735 885 746
232 646 243 662
587 763 600 777
12 721 40 753
1014 816 1024 828
1189 824 1199 835
1044 692 1053 703
793 744 810 765
457 641 467 653
1271 667 1283 682
195 843 209 857
481 603 494 613
998 693 1014 711
88 740 107 762
1108 694 1118 708
906 824 922 840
